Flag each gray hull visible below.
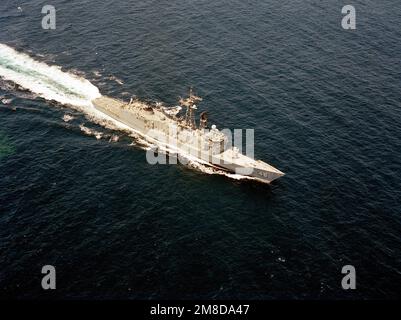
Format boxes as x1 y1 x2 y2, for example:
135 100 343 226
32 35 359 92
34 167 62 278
92 96 284 183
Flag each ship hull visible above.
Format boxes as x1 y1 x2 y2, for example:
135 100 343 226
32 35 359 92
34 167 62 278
92 96 284 184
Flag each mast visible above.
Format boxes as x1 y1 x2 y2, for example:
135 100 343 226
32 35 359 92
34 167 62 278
179 87 202 129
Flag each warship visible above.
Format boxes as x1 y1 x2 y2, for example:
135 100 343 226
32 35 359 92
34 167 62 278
92 89 284 183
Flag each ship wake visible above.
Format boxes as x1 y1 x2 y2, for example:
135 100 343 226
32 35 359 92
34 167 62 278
0 44 100 107
0 44 258 183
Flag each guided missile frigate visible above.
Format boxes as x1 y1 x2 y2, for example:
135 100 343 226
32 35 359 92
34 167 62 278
92 89 284 183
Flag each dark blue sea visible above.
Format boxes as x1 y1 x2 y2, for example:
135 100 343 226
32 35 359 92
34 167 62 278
0 0 400 299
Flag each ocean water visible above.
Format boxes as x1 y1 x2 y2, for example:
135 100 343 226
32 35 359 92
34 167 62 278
0 0 401 299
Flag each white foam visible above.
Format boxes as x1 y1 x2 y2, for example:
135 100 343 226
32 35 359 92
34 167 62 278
79 124 103 140
0 44 133 132
0 44 100 107
109 75 124 85
63 114 75 122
